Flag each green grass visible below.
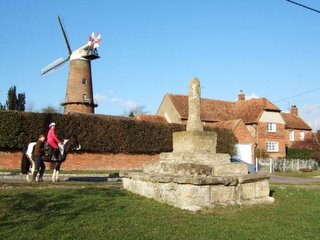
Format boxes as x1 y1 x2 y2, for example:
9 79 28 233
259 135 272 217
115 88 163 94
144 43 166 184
274 170 320 178
0 183 320 240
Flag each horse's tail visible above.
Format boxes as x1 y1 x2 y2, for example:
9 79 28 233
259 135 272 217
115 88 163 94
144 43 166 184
21 144 30 174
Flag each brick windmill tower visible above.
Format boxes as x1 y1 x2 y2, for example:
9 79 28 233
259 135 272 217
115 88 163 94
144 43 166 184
41 16 101 114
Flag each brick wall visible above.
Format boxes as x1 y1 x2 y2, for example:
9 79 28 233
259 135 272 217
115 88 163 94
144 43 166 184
0 151 160 171
234 121 254 144
63 59 96 114
257 122 286 158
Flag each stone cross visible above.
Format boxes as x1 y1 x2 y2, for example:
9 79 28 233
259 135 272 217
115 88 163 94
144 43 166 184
186 78 203 132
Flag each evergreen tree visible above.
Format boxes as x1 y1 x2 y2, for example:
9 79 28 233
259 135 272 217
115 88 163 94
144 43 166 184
7 86 17 110
5 86 26 111
0 103 5 110
17 93 26 111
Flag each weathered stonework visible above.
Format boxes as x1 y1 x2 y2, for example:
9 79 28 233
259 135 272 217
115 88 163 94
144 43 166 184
122 78 274 211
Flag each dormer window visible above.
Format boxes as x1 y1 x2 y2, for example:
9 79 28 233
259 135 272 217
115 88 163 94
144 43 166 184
267 122 276 132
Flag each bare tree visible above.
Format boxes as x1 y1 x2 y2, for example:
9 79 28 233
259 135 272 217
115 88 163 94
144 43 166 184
126 105 148 117
41 105 58 114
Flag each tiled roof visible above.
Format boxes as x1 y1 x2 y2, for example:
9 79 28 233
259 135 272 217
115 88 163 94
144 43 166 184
281 113 312 130
205 119 242 131
135 114 167 123
167 94 280 124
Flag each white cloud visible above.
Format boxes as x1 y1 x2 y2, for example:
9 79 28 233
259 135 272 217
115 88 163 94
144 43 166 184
246 93 259 100
94 92 107 103
110 97 138 110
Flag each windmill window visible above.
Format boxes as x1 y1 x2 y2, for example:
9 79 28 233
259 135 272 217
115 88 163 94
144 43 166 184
83 94 89 103
82 79 87 85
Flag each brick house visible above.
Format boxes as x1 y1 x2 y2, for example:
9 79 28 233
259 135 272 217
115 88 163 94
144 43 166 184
281 105 313 148
205 119 255 163
156 91 312 162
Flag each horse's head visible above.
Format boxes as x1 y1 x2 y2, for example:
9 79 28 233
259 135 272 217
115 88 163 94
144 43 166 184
63 136 81 154
69 136 81 150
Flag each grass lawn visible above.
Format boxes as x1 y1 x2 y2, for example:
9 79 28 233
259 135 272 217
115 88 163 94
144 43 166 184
0 183 320 240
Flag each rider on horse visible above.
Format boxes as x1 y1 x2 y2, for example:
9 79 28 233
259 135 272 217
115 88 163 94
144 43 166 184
47 122 63 161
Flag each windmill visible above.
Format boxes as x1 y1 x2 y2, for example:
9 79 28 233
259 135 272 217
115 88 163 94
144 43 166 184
41 16 101 114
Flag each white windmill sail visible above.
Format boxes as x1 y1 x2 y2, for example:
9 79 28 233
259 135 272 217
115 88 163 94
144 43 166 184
41 57 70 77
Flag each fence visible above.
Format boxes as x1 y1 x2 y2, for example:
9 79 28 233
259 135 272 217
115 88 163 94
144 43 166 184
256 158 320 173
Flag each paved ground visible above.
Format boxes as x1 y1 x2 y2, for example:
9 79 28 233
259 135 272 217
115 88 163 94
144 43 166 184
269 174 320 184
1 171 320 185
0 172 121 183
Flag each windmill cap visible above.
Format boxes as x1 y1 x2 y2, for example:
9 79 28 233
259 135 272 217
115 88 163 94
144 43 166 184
49 122 56 128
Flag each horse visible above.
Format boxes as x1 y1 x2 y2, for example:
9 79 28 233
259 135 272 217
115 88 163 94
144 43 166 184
21 136 81 182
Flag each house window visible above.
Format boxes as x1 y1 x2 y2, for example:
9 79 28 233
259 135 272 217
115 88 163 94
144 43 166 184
267 122 276 132
289 130 294 141
82 79 87 85
266 141 279 152
300 131 305 141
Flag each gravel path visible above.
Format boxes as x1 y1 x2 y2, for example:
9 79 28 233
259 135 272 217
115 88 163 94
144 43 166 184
270 174 320 184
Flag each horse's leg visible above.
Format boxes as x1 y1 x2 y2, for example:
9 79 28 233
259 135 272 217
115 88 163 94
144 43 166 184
52 163 57 182
29 159 36 182
52 163 61 182
26 174 30 182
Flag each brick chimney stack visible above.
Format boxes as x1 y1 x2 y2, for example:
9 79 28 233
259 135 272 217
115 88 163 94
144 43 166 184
238 90 245 101
290 105 298 116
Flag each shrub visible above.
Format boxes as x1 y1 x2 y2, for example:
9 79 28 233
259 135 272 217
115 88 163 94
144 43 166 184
0 111 237 155
286 148 317 160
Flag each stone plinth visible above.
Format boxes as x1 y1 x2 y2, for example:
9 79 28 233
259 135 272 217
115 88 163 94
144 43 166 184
173 131 217 153
122 128 274 211
122 77 274 211
122 172 274 212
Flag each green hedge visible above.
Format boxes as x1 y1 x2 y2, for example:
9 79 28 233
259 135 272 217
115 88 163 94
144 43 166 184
287 148 318 160
0 111 236 155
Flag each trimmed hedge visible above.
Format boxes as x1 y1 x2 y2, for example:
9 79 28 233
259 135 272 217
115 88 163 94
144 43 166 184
0 111 236 155
287 148 320 161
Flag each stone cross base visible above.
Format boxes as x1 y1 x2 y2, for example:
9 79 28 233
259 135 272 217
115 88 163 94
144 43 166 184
122 129 275 211
122 172 274 212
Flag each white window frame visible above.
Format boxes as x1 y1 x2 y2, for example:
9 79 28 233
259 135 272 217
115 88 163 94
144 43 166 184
300 131 305 141
266 141 279 152
289 130 294 141
267 122 277 133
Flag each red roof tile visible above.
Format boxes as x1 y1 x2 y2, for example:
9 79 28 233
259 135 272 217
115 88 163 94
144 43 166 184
167 94 280 124
135 114 167 123
205 119 242 131
281 112 311 130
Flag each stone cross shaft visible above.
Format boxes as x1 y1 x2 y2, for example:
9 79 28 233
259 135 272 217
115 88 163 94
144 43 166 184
186 78 203 132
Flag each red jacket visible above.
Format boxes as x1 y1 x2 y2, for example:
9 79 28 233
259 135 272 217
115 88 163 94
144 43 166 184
47 128 60 149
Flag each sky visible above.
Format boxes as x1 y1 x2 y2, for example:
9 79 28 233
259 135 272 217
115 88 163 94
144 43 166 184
1 0 320 130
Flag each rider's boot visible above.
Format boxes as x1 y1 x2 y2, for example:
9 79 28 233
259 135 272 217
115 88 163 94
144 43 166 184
32 171 38 182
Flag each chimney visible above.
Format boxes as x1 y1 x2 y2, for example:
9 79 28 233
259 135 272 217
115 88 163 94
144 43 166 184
291 105 298 116
238 90 245 101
